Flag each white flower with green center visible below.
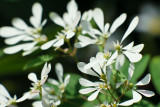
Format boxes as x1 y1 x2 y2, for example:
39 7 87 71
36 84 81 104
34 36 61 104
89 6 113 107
125 64 155 103
0 2 47 55
113 16 144 63
79 78 107 101
74 20 99 48
0 84 29 107
93 8 126 39
41 32 66 50
75 11 126 48
48 63 70 93
84 49 118 72
28 63 51 94
49 0 81 39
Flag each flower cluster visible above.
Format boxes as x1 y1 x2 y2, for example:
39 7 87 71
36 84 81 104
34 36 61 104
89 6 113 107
0 0 155 107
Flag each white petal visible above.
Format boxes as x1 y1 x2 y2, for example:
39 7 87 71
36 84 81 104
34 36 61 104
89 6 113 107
121 16 139 43
30 2 42 28
63 12 72 26
48 78 59 86
87 89 100 101
128 63 135 81
77 62 99 77
66 30 75 39
122 41 134 50
135 74 151 86
110 13 127 35
74 40 96 48
70 12 81 29
77 35 96 43
129 44 144 53
81 20 96 38
12 18 29 30
55 63 63 83
84 58 98 69
5 35 27 45
79 88 97 94
79 78 98 87
93 28 102 36
132 90 142 103
41 88 50 107
0 84 11 99
22 42 37 51
64 74 70 86
49 12 65 27
40 75 48 85
110 51 118 60
104 23 110 34
67 0 78 19
41 63 51 78
115 54 125 70
0 95 8 103
123 51 142 63
81 10 93 21
3 44 26 54
32 101 43 107
41 39 57 50
93 8 104 31
137 90 155 97
22 46 39 56
89 57 102 75
16 92 30 102
118 99 133 106
0 27 23 37
28 73 38 83
53 39 64 47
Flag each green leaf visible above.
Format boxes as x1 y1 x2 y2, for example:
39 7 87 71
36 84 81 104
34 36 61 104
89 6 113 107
131 100 154 107
65 73 82 99
23 54 55 70
0 53 26 76
121 54 150 84
149 56 160 95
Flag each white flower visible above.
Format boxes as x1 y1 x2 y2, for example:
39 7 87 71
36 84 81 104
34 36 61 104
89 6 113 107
41 32 66 50
0 2 47 55
125 64 155 103
28 62 51 94
48 63 70 93
83 49 118 71
74 20 99 48
0 84 28 107
75 11 126 48
79 78 106 101
41 0 81 50
32 88 60 107
93 8 126 38
113 16 144 63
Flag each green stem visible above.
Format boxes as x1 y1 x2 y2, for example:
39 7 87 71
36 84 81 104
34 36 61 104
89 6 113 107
108 88 116 101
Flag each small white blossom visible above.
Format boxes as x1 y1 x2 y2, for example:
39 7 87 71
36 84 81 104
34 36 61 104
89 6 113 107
0 84 28 107
41 0 81 50
48 63 70 93
125 64 155 103
79 78 106 101
28 63 51 94
0 2 47 55
113 16 144 63
75 10 126 48
93 8 126 38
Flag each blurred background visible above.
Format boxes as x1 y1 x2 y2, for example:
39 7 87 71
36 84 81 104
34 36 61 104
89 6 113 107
0 0 160 106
